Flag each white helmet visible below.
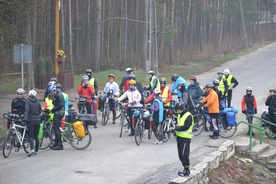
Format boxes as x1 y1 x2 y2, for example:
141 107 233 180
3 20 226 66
246 87 252 91
82 75 89 81
29 90 37 97
16 88 25 94
223 69 230 75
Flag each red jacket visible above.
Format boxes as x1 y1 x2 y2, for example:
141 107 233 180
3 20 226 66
77 85 94 102
145 86 172 105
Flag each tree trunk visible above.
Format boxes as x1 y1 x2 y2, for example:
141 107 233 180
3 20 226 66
95 0 102 72
69 0 73 72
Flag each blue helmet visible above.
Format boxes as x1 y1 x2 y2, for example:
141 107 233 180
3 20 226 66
48 85 56 93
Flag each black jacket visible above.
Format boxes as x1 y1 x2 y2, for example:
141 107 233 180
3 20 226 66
24 96 41 122
52 91 65 116
265 95 276 114
11 98 27 115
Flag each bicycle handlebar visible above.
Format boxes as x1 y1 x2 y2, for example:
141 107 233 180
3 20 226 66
3 112 24 121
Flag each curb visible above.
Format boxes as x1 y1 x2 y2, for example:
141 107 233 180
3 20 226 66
169 140 235 184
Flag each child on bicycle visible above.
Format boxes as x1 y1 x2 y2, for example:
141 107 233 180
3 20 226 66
241 87 257 136
24 90 41 156
117 79 142 136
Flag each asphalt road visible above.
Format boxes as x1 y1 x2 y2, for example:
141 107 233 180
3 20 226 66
0 42 276 184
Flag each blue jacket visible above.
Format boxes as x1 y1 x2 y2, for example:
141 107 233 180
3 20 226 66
151 97 164 123
170 76 187 99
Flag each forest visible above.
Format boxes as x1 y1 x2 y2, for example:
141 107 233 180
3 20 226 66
0 0 275 88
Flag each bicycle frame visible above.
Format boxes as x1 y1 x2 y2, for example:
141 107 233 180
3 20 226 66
10 122 28 147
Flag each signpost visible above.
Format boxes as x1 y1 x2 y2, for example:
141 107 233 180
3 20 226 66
13 44 32 88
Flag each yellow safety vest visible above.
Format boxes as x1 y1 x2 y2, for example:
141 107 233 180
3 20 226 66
176 112 194 139
223 75 234 88
88 78 95 88
160 86 170 107
218 79 227 96
150 76 160 90
44 97 54 110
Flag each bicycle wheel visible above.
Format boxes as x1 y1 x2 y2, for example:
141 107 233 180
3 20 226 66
115 104 121 119
264 122 274 138
80 106 87 114
161 120 171 142
148 128 152 139
23 133 31 154
218 117 237 138
119 112 125 137
69 128 92 150
39 128 53 150
135 120 144 146
193 114 205 136
102 103 110 126
3 132 14 158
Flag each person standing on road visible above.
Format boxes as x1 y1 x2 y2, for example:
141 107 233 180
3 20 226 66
171 74 188 99
217 71 228 104
223 69 239 107
265 88 276 137
24 90 41 156
241 87 257 136
117 79 142 136
86 69 99 115
120 67 134 93
144 70 160 92
171 101 194 177
48 85 65 150
200 84 219 139
187 76 202 105
129 74 144 104
178 82 194 114
44 77 57 100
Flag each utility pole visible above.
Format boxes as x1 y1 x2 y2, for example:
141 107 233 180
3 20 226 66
55 0 60 77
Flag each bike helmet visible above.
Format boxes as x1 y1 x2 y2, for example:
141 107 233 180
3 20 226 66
50 77 57 82
48 81 56 87
217 71 223 75
82 75 89 81
16 88 25 94
147 70 155 75
178 82 186 87
223 69 230 75
246 87 252 92
160 78 166 85
189 76 197 82
128 74 136 80
205 84 214 89
213 79 220 86
28 90 37 97
48 85 56 93
86 69 92 75
108 74 115 79
269 88 276 92
126 67 134 74
153 88 161 95
174 102 187 114
171 74 179 82
56 83 62 89
129 79 136 85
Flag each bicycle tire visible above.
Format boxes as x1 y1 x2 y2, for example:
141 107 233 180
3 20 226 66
80 106 87 114
39 128 53 150
135 119 144 146
3 132 14 158
148 128 152 139
193 113 205 136
69 129 92 150
161 120 171 142
102 103 110 126
23 133 31 154
119 112 125 137
264 122 273 138
115 104 121 119
218 117 237 138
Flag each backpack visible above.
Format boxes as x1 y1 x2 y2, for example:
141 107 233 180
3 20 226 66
72 121 86 138
225 112 236 126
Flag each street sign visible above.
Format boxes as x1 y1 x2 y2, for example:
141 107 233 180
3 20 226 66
13 44 32 63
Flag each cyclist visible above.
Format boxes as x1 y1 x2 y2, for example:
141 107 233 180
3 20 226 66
7 88 27 132
77 75 95 112
187 76 202 105
44 77 57 100
48 85 65 150
117 79 142 136
171 101 194 177
129 74 144 104
265 88 276 137
144 70 160 92
56 84 69 115
24 90 41 156
241 87 257 136
223 69 239 107
86 69 98 97
178 82 194 114
120 67 134 93
171 74 187 99
150 89 164 145
217 71 228 102
199 84 219 139
101 74 120 124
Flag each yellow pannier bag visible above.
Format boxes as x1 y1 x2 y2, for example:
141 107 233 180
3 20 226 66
72 121 86 138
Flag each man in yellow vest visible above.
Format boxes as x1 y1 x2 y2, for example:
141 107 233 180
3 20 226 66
144 70 160 92
217 71 228 101
171 101 194 177
223 69 239 108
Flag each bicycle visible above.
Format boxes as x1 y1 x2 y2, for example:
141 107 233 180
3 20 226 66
192 105 207 136
101 92 117 126
161 107 177 142
116 102 130 137
260 110 274 138
39 110 55 150
76 96 87 114
3 112 31 158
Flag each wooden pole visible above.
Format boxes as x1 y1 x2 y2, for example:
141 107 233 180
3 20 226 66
55 0 60 76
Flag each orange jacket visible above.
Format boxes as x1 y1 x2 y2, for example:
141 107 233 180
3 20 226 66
77 85 94 102
200 88 219 113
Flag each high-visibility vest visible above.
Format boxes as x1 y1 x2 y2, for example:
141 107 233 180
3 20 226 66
88 78 95 88
176 112 194 139
43 97 54 110
160 86 170 107
223 75 234 88
150 76 160 90
218 79 227 96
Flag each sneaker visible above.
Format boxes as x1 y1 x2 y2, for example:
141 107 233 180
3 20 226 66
209 135 219 139
154 141 163 145
178 168 190 177
34 152 39 155
28 149 35 157
112 121 116 124
94 125 98 129
52 145 63 150
129 132 135 136
204 127 209 132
